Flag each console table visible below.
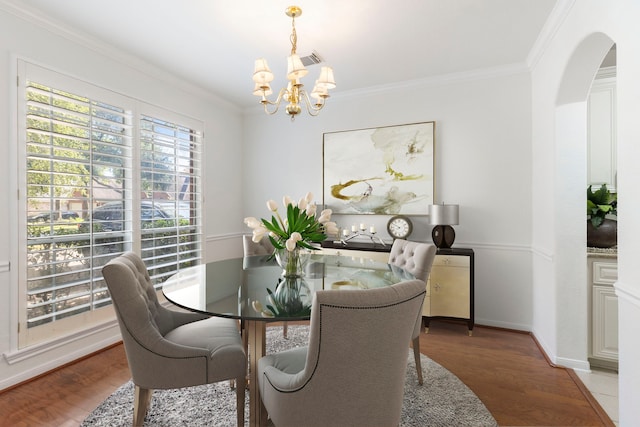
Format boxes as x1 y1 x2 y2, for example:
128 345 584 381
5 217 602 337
320 241 475 335
320 240 391 262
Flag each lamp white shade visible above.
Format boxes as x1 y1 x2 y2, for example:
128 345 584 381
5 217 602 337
310 81 329 100
428 204 459 225
286 54 308 80
253 58 274 84
316 66 336 89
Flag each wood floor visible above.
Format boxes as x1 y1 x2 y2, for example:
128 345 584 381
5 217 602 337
0 321 614 427
419 321 614 427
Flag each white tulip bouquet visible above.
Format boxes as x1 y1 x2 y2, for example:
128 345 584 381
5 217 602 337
244 192 338 253
246 193 338 318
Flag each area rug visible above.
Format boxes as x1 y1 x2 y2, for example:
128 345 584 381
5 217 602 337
82 325 497 427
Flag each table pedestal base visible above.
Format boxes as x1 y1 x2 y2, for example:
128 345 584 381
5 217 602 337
246 320 269 427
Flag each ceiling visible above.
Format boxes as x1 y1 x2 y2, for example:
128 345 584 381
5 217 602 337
5 0 559 109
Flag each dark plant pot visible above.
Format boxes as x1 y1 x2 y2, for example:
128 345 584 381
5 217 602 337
587 219 617 248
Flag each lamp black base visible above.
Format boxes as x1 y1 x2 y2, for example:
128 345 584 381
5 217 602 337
432 225 456 249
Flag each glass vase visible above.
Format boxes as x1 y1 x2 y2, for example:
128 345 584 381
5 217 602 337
275 247 311 278
268 275 312 317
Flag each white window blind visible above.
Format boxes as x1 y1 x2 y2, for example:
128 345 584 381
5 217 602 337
19 61 203 348
138 113 203 283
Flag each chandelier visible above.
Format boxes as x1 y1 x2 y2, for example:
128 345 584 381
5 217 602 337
252 5 336 120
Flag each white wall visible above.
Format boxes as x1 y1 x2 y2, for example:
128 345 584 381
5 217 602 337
243 71 534 332
530 0 640 424
617 22 640 425
0 8 244 389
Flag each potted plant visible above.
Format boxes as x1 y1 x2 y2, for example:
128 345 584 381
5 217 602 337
587 184 617 248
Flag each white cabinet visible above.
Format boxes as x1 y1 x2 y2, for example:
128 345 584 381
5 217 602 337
588 66 617 192
588 253 618 369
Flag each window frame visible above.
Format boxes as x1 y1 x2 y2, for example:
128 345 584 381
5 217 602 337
16 60 203 349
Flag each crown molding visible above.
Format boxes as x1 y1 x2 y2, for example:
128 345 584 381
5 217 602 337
328 0 576 104
244 62 531 116
2 0 568 117
0 0 240 111
527 0 577 71
341 62 530 99
595 66 616 80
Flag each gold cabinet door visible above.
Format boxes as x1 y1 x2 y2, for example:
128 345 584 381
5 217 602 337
429 256 470 318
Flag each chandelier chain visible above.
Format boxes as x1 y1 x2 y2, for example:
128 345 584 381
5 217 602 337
290 16 298 55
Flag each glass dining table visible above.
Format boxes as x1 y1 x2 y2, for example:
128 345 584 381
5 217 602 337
162 252 415 427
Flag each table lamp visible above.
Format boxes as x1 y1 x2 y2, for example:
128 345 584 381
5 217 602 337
428 204 459 249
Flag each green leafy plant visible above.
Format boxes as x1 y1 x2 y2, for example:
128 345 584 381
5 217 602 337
587 184 617 228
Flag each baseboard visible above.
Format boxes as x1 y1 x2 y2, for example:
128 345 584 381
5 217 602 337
556 356 591 371
588 357 618 372
0 340 124 395
528 331 590 370
530 332 559 367
528 328 615 427
0 333 121 392
474 317 530 332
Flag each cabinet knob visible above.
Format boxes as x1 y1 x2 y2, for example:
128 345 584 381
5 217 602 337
434 283 441 291
443 258 451 265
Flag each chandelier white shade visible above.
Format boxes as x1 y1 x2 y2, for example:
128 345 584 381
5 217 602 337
252 6 336 120
253 59 274 83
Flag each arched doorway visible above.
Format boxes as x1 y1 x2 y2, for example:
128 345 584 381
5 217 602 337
554 32 616 367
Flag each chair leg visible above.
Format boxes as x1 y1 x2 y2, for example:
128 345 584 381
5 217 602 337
283 321 288 338
133 385 153 426
412 336 424 385
235 375 246 427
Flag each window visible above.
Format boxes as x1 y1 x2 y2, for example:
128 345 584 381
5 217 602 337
18 61 203 348
138 113 202 281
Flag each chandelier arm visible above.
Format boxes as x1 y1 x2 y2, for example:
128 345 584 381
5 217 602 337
261 87 289 115
299 90 326 116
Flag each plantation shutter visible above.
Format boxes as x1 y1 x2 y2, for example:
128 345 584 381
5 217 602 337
23 68 133 342
18 61 203 348
138 109 203 282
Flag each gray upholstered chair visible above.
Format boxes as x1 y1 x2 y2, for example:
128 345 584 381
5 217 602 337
388 239 437 385
102 252 246 427
257 279 426 427
242 234 274 256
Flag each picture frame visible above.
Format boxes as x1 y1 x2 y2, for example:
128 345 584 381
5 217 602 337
322 121 435 215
